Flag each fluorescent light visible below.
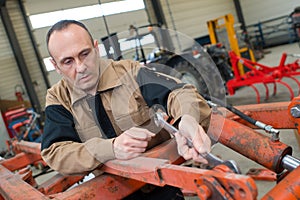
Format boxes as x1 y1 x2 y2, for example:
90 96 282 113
29 0 145 29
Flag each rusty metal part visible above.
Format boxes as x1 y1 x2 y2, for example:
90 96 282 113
12 140 41 155
102 156 257 199
208 113 293 173
38 174 84 195
262 166 300 200
0 164 47 200
0 139 258 200
2 96 300 199
18 166 38 188
49 173 146 199
224 101 295 130
216 101 300 172
206 97 280 141
246 168 277 181
0 156 144 200
195 176 233 200
289 96 300 134
0 152 42 172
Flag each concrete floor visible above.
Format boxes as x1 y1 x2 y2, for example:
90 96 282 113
34 42 300 199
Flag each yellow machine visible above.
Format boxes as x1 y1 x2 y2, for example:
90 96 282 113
207 14 256 75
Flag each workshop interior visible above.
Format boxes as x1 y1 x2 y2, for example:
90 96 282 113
0 0 300 199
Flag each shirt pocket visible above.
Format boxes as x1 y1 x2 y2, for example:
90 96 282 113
75 124 103 142
114 108 150 131
110 88 151 131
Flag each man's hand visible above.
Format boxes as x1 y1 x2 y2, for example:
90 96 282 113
113 127 155 160
175 114 211 163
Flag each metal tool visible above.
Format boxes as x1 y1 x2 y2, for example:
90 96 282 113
154 112 241 174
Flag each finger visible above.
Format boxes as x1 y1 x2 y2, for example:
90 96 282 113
175 131 209 163
175 133 192 160
114 133 147 149
174 132 187 148
178 115 198 138
118 135 149 148
115 151 142 160
113 142 146 160
122 145 147 153
192 126 211 154
127 138 149 148
125 127 155 140
192 150 208 164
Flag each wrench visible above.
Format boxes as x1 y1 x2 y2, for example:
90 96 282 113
154 112 241 174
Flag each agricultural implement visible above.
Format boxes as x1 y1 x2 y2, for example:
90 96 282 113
1 97 300 199
226 51 300 103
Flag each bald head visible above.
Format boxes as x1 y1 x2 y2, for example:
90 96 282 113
46 20 94 55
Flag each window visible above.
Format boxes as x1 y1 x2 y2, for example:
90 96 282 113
31 0 145 71
29 0 145 29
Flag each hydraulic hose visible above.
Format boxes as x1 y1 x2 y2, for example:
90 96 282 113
203 95 280 141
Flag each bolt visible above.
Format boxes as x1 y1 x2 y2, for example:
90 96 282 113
291 104 300 118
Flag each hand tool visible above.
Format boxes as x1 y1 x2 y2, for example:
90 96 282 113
154 112 241 174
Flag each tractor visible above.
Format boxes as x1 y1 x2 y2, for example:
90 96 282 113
100 24 233 100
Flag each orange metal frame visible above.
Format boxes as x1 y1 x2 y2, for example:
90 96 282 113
1 98 300 199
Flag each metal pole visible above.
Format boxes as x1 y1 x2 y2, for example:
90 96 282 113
233 0 247 33
165 0 182 51
18 0 51 89
98 0 122 60
98 0 110 36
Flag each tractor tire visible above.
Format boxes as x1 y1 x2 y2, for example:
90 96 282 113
171 59 209 96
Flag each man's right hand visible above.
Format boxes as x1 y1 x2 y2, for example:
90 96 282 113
113 127 155 160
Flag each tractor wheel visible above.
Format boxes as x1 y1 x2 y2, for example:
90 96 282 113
171 59 209 96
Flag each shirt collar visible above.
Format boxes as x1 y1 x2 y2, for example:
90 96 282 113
69 59 122 105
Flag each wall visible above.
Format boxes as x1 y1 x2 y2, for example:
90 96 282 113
240 0 299 25
24 0 300 86
161 0 237 38
0 1 48 111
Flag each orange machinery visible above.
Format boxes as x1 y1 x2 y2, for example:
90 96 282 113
1 97 300 199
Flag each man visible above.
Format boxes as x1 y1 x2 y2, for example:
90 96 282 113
42 20 212 199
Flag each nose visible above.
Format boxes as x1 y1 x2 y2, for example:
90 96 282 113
75 59 87 73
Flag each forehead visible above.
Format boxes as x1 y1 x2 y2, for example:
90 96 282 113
48 24 93 58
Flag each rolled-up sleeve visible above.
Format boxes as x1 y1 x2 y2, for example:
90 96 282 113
167 84 211 131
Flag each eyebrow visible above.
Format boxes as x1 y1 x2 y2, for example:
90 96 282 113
58 47 91 64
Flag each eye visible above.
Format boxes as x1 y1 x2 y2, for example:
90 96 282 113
80 49 91 59
63 58 73 66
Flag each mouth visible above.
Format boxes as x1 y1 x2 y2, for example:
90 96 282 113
80 74 90 80
77 74 92 84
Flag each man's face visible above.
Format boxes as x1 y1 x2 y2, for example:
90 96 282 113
48 24 100 94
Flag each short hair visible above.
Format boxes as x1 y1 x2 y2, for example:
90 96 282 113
46 20 94 50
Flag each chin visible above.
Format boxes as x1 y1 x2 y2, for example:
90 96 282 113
75 75 98 92
81 83 98 93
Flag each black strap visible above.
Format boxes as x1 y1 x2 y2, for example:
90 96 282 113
87 92 117 139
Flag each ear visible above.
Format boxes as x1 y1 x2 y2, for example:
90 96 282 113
50 58 62 74
94 39 100 55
